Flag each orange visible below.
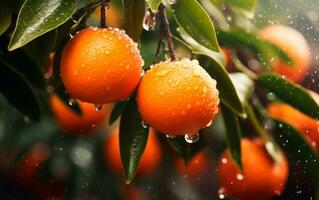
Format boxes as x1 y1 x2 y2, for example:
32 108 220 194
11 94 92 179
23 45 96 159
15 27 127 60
260 24 311 83
104 128 162 176
122 185 150 200
137 59 220 135
175 151 210 177
221 47 233 71
60 27 143 104
218 138 288 200
50 95 110 134
268 93 319 151
93 4 124 28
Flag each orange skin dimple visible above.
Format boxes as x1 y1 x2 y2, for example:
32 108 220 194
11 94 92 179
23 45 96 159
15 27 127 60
260 25 311 83
137 59 220 135
268 102 319 151
50 95 110 134
61 27 143 104
104 128 162 177
218 138 288 200
175 151 210 177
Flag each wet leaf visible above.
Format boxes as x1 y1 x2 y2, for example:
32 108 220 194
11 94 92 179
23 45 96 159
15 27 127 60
146 0 162 12
221 103 242 170
0 55 41 121
123 0 145 42
229 72 254 104
119 97 149 183
257 73 319 120
172 0 220 52
109 100 128 125
8 0 77 51
0 6 11 36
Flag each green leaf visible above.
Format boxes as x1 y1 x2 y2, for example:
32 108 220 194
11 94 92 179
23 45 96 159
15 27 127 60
53 36 82 115
197 54 244 116
124 0 145 42
119 97 149 183
167 133 206 164
172 0 220 52
22 30 57 68
109 100 128 125
221 103 242 170
0 6 11 36
225 0 256 11
229 73 254 104
257 73 319 120
8 0 77 51
271 118 319 193
146 0 162 12
0 55 41 121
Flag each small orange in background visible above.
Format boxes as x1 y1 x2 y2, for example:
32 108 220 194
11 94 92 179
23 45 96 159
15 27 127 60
268 92 319 151
60 27 144 104
104 128 162 177
92 4 124 28
218 138 288 200
137 59 219 136
175 151 211 178
260 24 311 83
50 95 110 134
221 47 233 71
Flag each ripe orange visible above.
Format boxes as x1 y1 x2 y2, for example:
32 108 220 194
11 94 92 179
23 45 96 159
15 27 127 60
104 128 162 176
61 27 143 104
218 138 288 200
137 59 220 135
268 99 319 151
260 25 311 82
175 151 210 177
50 95 110 134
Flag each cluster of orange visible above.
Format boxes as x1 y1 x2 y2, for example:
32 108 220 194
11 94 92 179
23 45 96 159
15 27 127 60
44 6 318 199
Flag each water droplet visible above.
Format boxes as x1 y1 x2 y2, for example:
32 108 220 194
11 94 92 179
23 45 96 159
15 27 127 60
143 10 156 31
140 70 145 77
142 120 148 128
166 134 176 139
218 188 226 199
184 133 199 143
24 116 30 123
95 104 103 111
221 158 228 164
68 98 77 106
236 173 244 180
206 120 213 127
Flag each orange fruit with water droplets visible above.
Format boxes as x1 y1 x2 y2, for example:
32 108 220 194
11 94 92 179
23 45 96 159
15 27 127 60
260 25 311 83
218 138 288 200
268 92 319 151
60 27 144 104
175 151 210 177
50 95 110 134
104 128 162 176
137 59 219 136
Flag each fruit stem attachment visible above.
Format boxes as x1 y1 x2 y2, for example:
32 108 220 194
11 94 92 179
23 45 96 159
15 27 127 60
100 0 110 28
158 3 176 61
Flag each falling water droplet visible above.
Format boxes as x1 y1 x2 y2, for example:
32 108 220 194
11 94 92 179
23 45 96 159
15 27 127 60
184 133 199 143
142 120 148 128
95 105 103 111
68 98 77 106
143 10 156 31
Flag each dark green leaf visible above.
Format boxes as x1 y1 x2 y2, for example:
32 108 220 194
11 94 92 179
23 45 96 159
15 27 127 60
124 0 145 42
197 54 244 116
22 30 57 68
172 0 220 52
109 100 128 125
0 55 41 121
53 36 81 115
221 103 242 170
272 118 319 193
225 0 256 11
0 6 11 36
229 72 254 104
0 36 46 90
167 133 206 164
8 0 77 51
257 73 319 120
119 97 149 183
146 0 162 12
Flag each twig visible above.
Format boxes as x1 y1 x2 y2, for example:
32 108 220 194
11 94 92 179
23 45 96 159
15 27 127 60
100 0 110 28
158 3 176 61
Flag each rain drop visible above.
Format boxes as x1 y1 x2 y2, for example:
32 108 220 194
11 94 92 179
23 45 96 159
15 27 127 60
143 10 156 31
184 133 200 143
68 98 77 106
95 105 103 111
